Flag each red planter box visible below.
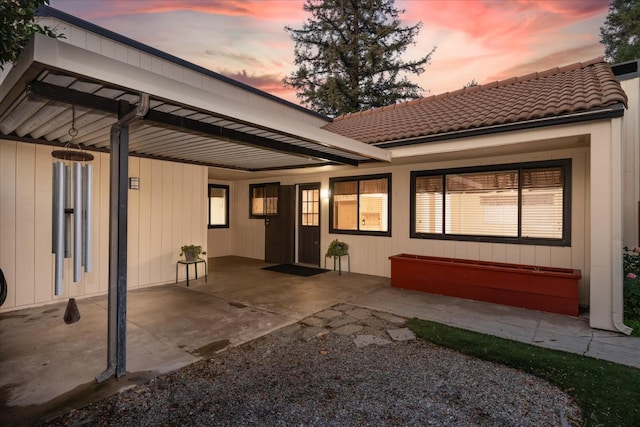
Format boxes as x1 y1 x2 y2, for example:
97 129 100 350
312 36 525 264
389 253 581 316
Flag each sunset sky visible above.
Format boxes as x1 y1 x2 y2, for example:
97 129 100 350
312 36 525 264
49 0 611 106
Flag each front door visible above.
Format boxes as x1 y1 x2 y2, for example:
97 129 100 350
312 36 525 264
298 183 321 265
265 184 295 264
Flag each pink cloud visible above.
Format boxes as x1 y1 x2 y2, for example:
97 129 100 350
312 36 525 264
403 0 608 51
220 69 288 94
54 0 306 21
484 44 606 83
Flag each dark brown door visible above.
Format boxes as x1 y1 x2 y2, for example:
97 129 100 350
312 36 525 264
265 184 295 264
298 183 321 265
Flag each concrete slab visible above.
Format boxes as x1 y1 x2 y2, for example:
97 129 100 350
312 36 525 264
348 286 640 369
348 308 372 320
300 316 324 327
332 324 364 336
372 311 406 324
315 309 343 319
387 328 416 341
327 315 358 328
0 256 389 425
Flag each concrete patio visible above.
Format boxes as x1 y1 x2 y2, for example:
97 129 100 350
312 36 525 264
1 256 638 425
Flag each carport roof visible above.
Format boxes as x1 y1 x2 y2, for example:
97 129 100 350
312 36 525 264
0 8 390 171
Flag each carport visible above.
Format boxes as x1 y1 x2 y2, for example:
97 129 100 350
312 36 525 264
0 8 389 384
0 256 389 425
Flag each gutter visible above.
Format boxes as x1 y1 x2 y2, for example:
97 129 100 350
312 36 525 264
374 104 626 149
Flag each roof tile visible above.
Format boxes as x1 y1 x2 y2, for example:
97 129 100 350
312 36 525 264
323 58 628 144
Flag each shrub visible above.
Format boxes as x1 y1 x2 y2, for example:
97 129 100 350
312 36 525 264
623 247 640 321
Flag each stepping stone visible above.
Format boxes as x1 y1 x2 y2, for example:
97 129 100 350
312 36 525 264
276 323 302 336
353 334 393 348
332 304 353 312
332 324 363 336
316 309 342 319
361 317 385 329
387 328 416 341
349 308 371 319
301 326 328 341
328 315 357 328
372 311 406 324
301 317 324 328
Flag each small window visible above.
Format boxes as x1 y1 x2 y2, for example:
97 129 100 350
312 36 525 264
208 184 229 228
329 173 391 236
410 159 571 246
249 182 279 218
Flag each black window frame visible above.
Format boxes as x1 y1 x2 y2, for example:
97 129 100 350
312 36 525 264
329 173 392 237
208 183 230 229
410 159 571 246
249 182 279 219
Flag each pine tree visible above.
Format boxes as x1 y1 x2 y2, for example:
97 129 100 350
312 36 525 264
600 0 640 63
284 0 435 116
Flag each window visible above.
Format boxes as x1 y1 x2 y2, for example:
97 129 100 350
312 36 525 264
208 184 229 228
301 188 319 226
249 182 279 218
411 160 571 246
329 174 391 236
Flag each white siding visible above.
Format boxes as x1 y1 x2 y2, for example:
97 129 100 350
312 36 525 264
0 139 207 312
228 145 590 304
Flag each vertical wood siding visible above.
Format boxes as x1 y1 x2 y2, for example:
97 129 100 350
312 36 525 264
0 140 207 312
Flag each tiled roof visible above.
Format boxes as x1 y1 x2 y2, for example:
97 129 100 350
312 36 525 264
322 58 628 145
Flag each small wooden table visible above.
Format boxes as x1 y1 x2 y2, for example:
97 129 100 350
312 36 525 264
176 259 207 287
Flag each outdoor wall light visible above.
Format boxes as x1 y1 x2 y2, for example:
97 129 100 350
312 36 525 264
321 188 329 199
129 177 140 190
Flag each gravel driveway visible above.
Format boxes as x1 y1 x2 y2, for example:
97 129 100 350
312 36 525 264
44 304 581 426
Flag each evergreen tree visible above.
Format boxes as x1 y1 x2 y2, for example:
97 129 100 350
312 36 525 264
600 0 640 63
0 0 61 71
284 0 435 116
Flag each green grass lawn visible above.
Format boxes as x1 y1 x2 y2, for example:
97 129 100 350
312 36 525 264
407 318 640 427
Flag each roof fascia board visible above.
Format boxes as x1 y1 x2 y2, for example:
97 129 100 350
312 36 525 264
389 118 610 159
0 37 42 112
375 105 625 149
28 34 390 163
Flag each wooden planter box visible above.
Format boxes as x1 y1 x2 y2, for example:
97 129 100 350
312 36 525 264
389 254 581 316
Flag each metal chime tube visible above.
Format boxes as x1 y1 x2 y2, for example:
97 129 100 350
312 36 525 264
52 162 65 296
82 164 93 273
73 162 83 282
64 165 72 258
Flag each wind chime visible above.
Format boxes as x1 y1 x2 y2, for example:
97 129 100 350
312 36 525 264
51 106 94 322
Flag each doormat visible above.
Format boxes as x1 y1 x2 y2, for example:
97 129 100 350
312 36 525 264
262 264 328 277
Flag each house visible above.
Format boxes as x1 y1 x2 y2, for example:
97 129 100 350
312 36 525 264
1 7 638 336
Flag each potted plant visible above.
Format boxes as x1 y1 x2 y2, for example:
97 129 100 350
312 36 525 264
180 245 206 261
326 239 349 257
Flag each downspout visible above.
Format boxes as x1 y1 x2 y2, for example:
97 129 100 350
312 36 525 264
611 116 632 335
96 93 150 383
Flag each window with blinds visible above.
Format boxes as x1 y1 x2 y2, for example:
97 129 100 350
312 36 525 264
410 160 570 245
208 184 229 228
330 174 391 236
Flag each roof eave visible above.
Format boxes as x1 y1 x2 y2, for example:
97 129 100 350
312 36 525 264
373 104 626 149
1 33 391 164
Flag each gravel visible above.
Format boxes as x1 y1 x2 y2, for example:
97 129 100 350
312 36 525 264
44 305 581 426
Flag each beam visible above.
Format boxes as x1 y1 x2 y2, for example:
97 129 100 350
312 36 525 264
27 81 360 165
